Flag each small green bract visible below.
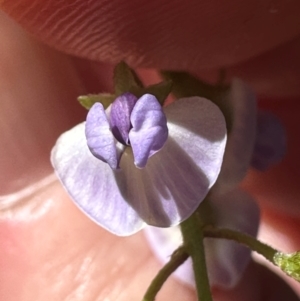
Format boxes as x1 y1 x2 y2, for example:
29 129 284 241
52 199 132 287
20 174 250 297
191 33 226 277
274 251 300 282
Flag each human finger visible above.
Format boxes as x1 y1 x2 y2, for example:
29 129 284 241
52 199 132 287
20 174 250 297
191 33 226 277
1 178 299 301
0 12 113 195
2 0 300 71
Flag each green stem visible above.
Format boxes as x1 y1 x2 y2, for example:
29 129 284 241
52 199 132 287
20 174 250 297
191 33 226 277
180 213 213 301
204 226 277 262
204 227 300 283
142 247 189 301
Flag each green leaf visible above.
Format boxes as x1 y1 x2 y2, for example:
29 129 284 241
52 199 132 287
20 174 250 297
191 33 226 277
274 251 300 282
78 93 115 110
130 80 172 106
113 61 143 95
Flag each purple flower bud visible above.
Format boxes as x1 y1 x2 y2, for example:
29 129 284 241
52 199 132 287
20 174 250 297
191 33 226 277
85 102 120 170
251 110 286 171
129 94 168 168
110 92 138 145
86 93 168 169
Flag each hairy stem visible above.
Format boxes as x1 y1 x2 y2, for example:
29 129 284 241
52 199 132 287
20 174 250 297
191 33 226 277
204 226 277 262
181 212 213 301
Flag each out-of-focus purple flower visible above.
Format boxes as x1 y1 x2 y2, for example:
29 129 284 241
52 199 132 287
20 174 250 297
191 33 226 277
211 79 257 195
144 189 259 289
251 110 286 171
51 94 227 236
207 80 286 189
143 79 261 289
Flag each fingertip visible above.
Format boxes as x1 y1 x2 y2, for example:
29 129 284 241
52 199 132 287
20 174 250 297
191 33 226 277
3 0 300 69
0 12 112 194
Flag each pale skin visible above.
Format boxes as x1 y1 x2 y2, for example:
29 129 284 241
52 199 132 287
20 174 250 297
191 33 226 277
1 1 300 300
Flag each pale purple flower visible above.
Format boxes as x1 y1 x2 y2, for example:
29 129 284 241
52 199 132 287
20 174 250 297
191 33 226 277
51 94 227 236
143 79 262 289
86 93 169 169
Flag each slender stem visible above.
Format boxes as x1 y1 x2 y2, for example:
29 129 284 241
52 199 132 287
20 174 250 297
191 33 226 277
204 226 277 262
180 213 213 301
142 246 189 301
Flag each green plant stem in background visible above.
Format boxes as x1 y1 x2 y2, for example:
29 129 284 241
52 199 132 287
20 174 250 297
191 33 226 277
204 226 277 261
142 247 189 301
181 212 213 301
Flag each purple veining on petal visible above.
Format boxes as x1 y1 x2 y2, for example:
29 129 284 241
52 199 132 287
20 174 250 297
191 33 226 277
144 189 260 289
251 110 286 171
85 103 119 169
51 122 145 236
129 94 168 168
110 92 138 145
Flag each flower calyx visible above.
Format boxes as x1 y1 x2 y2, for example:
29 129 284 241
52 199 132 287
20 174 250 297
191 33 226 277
78 61 172 110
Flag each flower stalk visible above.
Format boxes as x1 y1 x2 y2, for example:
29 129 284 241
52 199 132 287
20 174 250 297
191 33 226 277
203 226 277 262
180 210 213 301
203 226 300 283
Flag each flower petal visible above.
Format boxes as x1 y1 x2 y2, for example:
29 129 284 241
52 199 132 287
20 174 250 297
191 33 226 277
115 97 227 226
251 110 286 171
129 94 168 168
51 123 145 236
85 102 119 169
212 79 257 195
144 189 260 289
110 92 138 145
